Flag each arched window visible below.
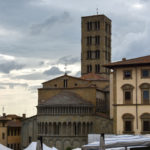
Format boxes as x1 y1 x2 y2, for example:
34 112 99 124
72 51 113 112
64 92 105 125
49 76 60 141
140 83 150 104
122 113 134 134
122 84 134 104
141 113 150 133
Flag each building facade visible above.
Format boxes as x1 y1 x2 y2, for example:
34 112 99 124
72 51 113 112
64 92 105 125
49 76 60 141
21 14 113 150
22 74 113 150
81 15 111 77
105 55 150 134
0 113 25 150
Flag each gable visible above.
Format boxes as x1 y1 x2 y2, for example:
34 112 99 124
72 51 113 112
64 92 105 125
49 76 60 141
42 74 90 88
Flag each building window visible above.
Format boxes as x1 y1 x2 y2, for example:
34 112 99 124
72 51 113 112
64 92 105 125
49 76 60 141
122 113 134 134
95 36 100 45
140 83 150 104
74 83 78 86
2 133 5 139
94 21 100 30
108 38 111 48
64 79 68 88
123 70 132 79
141 113 150 133
95 64 100 73
87 21 92 31
125 121 132 132
95 50 100 59
122 84 134 104
29 136 32 143
125 91 131 101
87 65 92 73
105 36 108 48
54 84 57 87
87 36 92 45
141 69 150 78
87 50 92 59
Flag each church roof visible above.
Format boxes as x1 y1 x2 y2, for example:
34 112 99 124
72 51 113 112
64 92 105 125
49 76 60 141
81 73 108 81
42 74 87 84
104 55 150 68
39 91 93 106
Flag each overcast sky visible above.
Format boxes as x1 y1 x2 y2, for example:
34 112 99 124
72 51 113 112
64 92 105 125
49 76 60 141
0 0 150 117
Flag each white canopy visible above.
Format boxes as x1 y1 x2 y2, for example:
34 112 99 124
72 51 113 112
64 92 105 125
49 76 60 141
83 135 150 150
0 144 12 150
24 142 58 150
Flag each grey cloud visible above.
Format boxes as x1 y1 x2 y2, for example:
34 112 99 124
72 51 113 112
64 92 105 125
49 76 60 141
0 82 28 89
44 67 64 76
30 12 71 35
75 71 81 77
0 61 24 74
57 56 80 65
28 85 42 93
14 72 46 80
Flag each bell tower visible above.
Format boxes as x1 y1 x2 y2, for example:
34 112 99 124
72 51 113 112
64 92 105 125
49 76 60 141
81 14 111 77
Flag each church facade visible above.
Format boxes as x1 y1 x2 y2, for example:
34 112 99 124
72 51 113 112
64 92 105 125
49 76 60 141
21 14 113 150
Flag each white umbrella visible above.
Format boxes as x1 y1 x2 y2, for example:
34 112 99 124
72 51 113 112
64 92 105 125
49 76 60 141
72 148 81 150
24 142 58 150
0 144 12 150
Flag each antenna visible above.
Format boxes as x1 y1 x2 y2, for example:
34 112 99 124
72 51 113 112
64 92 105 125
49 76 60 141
96 8 99 15
64 64 67 75
2 106 4 113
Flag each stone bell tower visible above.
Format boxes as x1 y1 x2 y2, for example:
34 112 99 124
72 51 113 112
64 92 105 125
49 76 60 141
81 14 111 77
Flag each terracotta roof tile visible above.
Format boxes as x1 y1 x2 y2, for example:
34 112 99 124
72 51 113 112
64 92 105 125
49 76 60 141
7 120 22 127
39 91 93 106
104 55 150 68
81 73 108 81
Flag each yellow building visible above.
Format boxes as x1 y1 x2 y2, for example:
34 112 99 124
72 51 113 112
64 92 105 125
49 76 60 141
0 113 25 150
105 55 150 134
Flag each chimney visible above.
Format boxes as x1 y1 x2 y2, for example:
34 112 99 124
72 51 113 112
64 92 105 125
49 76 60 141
22 114 26 119
122 58 126 61
3 113 6 117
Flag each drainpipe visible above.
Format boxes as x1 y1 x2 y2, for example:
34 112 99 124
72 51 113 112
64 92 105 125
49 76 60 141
135 67 138 131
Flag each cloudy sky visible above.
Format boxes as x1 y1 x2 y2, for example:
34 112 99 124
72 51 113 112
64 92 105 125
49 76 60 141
0 0 150 117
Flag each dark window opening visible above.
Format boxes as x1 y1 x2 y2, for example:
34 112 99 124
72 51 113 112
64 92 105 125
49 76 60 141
95 50 100 59
64 79 68 88
74 83 78 86
94 21 100 30
87 36 92 45
143 90 149 104
125 91 131 101
125 121 132 132
87 65 92 73
142 70 150 78
95 64 100 73
87 22 92 31
87 50 92 59
105 36 107 48
95 36 100 45
143 121 150 131
124 70 132 79
54 84 57 87
29 136 32 143
2 133 5 139
105 22 108 32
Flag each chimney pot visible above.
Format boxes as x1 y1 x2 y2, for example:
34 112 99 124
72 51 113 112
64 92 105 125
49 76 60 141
22 114 26 119
122 58 126 61
3 113 6 117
